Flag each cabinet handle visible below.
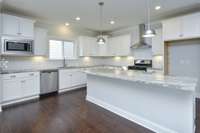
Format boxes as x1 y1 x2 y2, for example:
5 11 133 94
10 75 16 78
17 32 22 35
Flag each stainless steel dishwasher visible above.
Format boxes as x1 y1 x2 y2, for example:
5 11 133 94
40 69 58 95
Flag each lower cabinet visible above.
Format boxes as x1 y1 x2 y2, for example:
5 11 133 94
2 78 22 102
59 69 87 91
2 72 40 104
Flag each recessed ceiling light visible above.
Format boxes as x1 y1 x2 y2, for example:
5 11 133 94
75 17 81 21
110 20 115 25
155 6 161 10
65 22 70 26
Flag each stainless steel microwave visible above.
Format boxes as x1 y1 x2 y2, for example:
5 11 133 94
1 36 34 55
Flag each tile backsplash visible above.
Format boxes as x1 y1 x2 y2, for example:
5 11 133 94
2 55 163 70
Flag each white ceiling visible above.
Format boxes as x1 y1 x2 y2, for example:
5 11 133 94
2 0 200 32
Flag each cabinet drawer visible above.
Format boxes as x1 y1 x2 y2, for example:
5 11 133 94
3 72 39 80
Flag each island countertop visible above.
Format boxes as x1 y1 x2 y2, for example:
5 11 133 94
84 68 198 92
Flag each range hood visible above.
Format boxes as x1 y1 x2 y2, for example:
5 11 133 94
131 24 152 49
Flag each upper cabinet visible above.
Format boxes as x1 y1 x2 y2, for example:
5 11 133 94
182 13 200 38
152 28 164 56
34 27 48 56
2 14 35 38
78 34 131 57
107 34 131 56
78 36 99 56
162 12 200 41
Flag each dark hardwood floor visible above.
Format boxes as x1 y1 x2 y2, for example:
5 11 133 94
0 88 199 133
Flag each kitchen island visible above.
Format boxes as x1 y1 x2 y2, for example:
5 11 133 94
85 68 198 133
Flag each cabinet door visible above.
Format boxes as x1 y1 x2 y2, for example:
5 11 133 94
162 18 182 41
21 77 35 97
59 70 72 90
107 37 117 56
71 71 86 86
2 14 19 36
182 13 200 38
19 17 34 38
78 36 90 56
108 34 131 56
119 34 131 56
79 71 87 84
152 28 164 55
34 28 48 56
87 37 98 56
2 79 21 102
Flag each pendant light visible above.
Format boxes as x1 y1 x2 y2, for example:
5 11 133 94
97 2 106 44
143 0 156 38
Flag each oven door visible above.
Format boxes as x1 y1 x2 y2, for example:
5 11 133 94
3 39 33 55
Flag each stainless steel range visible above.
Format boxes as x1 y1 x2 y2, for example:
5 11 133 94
128 59 152 72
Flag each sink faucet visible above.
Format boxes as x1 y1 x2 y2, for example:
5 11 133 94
63 58 67 68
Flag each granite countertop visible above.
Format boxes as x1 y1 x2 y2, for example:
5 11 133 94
84 68 198 92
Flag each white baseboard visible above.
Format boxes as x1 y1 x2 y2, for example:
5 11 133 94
59 84 86 94
86 96 177 133
2 95 39 107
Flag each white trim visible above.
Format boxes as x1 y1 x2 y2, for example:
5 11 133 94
59 84 86 93
2 95 39 107
86 96 178 133
0 106 2 112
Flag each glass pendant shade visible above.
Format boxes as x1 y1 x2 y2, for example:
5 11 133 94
97 36 106 44
143 29 156 38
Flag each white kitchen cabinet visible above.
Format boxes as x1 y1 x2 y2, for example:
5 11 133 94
2 14 35 38
21 73 40 97
34 27 48 56
162 12 200 41
78 36 98 56
107 37 116 56
107 34 131 56
59 70 72 89
162 17 182 41
182 13 200 38
19 17 34 38
152 28 164 56
59 69 87 91
2 14 19 36
2 78 22 102
2 72 40 104
71 71 87 86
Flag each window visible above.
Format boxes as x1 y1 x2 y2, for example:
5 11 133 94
49 40 76 60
